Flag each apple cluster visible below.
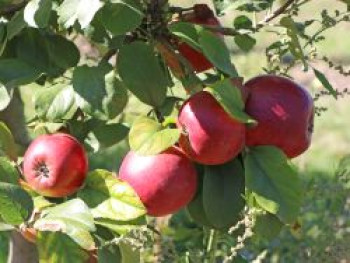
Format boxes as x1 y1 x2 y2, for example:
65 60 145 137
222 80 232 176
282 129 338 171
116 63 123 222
20 5 314 220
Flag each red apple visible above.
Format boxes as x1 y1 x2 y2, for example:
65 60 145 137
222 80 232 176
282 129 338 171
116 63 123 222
118 148 197 217
23 133 88 197
177 91 245 165
244 75 314 158
177 4 223 72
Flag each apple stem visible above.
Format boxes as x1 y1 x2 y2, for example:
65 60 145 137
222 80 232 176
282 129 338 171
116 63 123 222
206 229 219 263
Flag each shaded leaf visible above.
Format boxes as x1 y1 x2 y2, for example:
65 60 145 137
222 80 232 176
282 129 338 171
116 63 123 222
7 10 26 40
313 68 337 99
199 30 238 77
280 17 308 70
168 22 201 51
0 232 10 262
100 0 144 36
244 146 303 223
234 15 253 30
0 122 17 160
90 122 129 150
73 65 106 115
0 157 19 184
0 59 40 86
0 182 34 225
103 71 128 119
118 41 168 107
98 243 122 263
203 158 245 229
45 34 80 69
234 34 256 52
254 212 284 241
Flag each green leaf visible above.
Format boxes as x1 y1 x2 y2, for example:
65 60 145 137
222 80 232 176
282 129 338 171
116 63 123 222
24 0 52 28
118 41 168 107
100 0 144 36
280 17 308 71
0 157 19 184
34 84 76 121
90 122 129 150
202 158 245 229
120 241 140 263
129 116 180 155
98 243 122 263
16 29 51 73
103 71 128 119
77 169 146 221
233 15 253 30
0 23 7 58
204 79 255 124
0 85 12 111
0 59 40 86
45 34 80 69
57 0 103 29
34 199 96 250
7 10 26 40
199 29 238 77
254 212 283 241
95 216 145 235
187 173 213 227
234 34 256 52
37 231 89 263
244 146 303 223
0 232 10 263
0 122 17 160
73 65 106 115
0 182 34 225
168 22 201 51
313 68 337 99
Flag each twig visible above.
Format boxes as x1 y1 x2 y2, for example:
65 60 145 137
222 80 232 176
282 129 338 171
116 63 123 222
0 0 28 16
203 25 240 36
257 0 296 26
101 49 116 62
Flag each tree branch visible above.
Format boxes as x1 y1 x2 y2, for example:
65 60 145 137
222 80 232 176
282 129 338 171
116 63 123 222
257 0 296 26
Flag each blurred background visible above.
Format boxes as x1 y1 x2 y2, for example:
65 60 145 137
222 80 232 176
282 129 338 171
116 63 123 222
16 0 350 261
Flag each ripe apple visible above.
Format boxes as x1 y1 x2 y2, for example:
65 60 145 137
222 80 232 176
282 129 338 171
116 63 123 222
244 75 314 158
118 148 197 217
23 133 88 197
177 91 245 165
177 4 223 73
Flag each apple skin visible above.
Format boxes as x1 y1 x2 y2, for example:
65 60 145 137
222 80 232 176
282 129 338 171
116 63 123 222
177 91 245 165
177 4 223 73
244 75 314 158
118 148 197 217
23 133 88 197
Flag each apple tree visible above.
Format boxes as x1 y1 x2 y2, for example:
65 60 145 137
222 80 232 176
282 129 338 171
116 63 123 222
0 0 348 262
